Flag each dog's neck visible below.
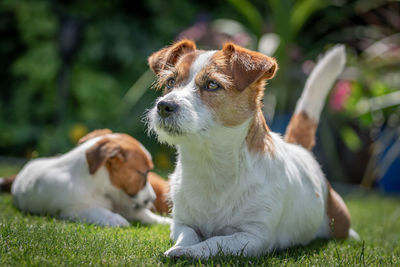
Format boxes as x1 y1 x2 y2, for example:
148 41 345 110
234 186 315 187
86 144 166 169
175 109 273 187
246 109 274 155
59 140 94 170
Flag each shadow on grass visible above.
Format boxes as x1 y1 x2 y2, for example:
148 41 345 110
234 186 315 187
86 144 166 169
157 238 331 265
9 207 155 230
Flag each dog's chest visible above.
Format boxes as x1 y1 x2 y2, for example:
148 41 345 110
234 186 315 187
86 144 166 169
177 192 241 238
172 168 258 238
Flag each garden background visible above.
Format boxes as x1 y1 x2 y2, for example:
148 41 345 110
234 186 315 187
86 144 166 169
0 0 400 265
1 0 399 190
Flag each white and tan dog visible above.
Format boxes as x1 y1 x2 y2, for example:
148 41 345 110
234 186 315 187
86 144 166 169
1 129 171 226
147 40 358 259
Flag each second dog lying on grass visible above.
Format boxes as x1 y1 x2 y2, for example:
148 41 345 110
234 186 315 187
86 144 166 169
0 129 171 226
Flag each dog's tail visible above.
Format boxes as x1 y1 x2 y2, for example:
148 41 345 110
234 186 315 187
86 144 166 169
284 45 346 150
0 175 16 193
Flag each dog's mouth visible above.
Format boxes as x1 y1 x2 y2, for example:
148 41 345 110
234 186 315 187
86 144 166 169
156 118 185 136
132 201 154 210
129 195 155 210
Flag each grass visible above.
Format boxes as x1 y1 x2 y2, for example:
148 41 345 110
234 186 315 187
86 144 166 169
1 164 400 266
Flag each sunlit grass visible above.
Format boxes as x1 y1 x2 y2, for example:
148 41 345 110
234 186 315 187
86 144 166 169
1 165 399 266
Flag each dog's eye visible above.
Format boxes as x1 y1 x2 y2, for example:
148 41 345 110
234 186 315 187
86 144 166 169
205 81 221 91
166 78 176 89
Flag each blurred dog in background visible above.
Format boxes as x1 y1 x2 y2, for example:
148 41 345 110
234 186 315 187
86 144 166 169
0 129 171 226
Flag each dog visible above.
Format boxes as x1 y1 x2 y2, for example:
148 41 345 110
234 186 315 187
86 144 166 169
0 129 171 226
146 40 358 259
147 171 170 214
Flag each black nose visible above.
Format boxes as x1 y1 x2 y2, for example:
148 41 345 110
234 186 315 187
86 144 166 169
157 101 178 118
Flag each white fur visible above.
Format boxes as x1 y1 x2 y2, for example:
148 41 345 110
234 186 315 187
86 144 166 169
295 45 346 121
162 130 330 258
11 135 171 227
148 48 353 259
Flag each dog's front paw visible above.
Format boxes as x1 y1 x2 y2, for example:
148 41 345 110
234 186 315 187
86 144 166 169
101 214 130 227
164 246 207 259
164 246 189 258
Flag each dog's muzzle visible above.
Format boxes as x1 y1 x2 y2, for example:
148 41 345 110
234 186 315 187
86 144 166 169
131 182 156 209
157 100 178 118
154 100 184 135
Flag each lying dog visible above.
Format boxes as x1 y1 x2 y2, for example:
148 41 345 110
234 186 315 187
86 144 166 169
147 40 358 259
0 129 171 226
148 171 170 215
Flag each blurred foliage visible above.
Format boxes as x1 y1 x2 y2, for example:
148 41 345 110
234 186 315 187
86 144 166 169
0 0 247 173
0 0 399 184
327 35 400 185
0 0 205 165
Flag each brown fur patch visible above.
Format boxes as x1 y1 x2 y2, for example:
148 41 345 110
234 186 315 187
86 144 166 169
148 39 196 75
197 61 258 126
197 48 275 127
78 129 113 145
175 52 196 82
327 183 351 239
0 174 17 192
148 172 170 214
246 110 274 154
156 51 197 93
86 134 153 196
198 45 276 153
284 112 317 150
222 42 277 91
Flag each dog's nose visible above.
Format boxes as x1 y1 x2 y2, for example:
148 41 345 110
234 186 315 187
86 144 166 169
144 196 155 206
157 101 178 118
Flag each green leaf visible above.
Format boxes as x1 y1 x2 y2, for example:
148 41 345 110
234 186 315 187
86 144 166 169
290 0 328 36
370 81 390 97
226 0 263 37
340 126 362 152
345 82 363 112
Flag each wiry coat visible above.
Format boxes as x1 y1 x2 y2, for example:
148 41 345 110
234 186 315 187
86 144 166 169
147 41 357 259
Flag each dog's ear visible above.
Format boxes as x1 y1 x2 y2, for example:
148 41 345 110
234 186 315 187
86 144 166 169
222 42 278 91
85 138 123 174
78 129 113 145
148 39 196 75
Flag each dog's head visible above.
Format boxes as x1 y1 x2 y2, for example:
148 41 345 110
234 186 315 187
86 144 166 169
146 40 277 145
79 129 156 209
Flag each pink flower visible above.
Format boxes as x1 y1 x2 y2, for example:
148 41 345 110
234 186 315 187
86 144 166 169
177 22 208 42
330 80 352 112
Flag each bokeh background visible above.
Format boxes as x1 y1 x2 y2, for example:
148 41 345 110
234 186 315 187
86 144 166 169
0 0 399 192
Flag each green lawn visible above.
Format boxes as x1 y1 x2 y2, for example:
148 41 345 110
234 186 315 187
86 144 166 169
1 164 399 266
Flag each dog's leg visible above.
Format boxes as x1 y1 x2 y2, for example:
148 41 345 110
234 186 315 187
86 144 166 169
130 208 172 225
169 223 201 248
165 232 263 259
60 207 130 227
327 184 352 239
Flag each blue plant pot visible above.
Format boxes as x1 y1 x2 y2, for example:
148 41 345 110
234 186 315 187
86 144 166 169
377 130 400 194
